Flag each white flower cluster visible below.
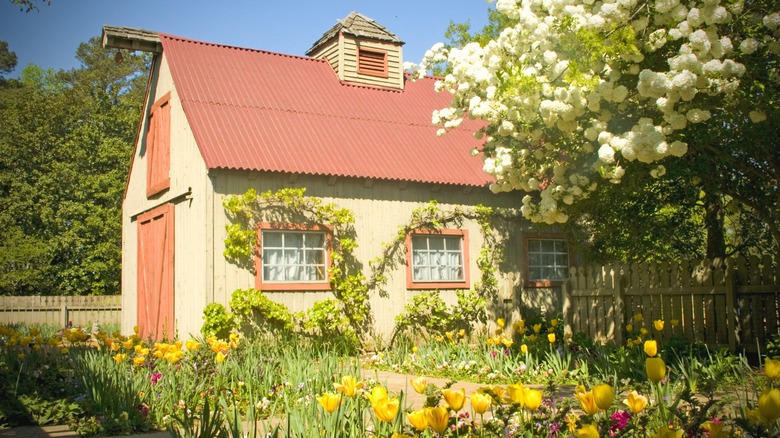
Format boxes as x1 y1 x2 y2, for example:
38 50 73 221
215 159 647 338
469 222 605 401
406 0 779 224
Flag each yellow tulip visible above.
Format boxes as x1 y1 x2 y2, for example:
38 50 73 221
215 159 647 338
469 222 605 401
575 390 600 416
133 355 146 367
507 383 525 405
623 390 648 414
470 392 492 415
577 423 599 438
640 327 649 336
592 384 614 410
644 340 658 357
524 389 542 411
367 386 388 405
442 388 466 411
407 409 428 431
123 339 134 350
653 320 664 332
215 351 227 364
548 333 556 343
425 406 450 434
334 375 364 397
185 339 200 351
759 388 780 423
765 358 780 381
410 377 427 394
458 329 466 337
646 357 667 382
533 323 542 334
633 313 643 322
551 318 559 327
317 392 341 413
501 337 514 348
626 323 633 332
653 426 684 438
113 353 126 363
700 421 726 438
497 318 505 328
521 344 528 354
373 397 400 423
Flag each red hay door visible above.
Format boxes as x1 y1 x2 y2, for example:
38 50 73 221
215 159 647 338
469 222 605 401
137 203 174 340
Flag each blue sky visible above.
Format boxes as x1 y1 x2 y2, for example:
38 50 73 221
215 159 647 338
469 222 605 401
0 0 493 78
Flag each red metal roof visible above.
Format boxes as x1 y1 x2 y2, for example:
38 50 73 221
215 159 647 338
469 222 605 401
159 33 491 187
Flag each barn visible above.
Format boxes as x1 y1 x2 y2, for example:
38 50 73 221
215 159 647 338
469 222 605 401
103 12 569 341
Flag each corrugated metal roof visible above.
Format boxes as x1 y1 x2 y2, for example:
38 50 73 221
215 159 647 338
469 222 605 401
160 33 492 187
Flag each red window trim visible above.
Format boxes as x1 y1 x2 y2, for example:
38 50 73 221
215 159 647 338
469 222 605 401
146 92 171 198
523 233 569 288
357 48 388 78
254 223 332 291
405 228 470 290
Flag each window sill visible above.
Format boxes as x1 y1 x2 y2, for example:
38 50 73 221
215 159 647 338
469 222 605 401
255 282 331 292
407 281 470 290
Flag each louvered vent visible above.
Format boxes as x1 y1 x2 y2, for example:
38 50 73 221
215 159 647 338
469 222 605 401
358 49 387 77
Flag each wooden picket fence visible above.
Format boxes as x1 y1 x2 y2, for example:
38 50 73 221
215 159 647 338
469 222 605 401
0 295 121 328
562 256 779 353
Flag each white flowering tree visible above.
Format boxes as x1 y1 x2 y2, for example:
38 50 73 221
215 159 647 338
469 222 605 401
411 0 780 256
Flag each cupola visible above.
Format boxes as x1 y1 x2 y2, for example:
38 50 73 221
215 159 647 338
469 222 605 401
306 12 405 90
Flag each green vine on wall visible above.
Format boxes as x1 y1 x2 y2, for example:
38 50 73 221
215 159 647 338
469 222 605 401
224 188 370 340
221 189 521 348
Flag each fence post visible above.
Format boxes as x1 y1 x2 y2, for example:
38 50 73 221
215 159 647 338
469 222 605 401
60 301 69 328
725 258 738 353
562 268 573 339
613 265 625 347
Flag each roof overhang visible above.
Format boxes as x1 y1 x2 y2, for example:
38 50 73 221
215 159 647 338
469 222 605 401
102 25 162 53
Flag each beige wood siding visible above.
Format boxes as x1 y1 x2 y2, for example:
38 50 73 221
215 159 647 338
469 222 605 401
342 36 403 89
308 36 343 81
209 172 525 338
122 53 214 338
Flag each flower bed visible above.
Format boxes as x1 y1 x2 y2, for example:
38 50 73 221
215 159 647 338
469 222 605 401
0 319 777 437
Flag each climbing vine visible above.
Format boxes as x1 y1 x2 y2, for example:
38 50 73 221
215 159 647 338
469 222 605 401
224 188 370 342
220 188 521 348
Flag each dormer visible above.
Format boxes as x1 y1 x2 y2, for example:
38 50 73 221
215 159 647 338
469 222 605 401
306 12 405 90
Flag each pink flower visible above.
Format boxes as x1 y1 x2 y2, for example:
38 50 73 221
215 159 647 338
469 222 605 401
609 410 631 436
150 372 163 384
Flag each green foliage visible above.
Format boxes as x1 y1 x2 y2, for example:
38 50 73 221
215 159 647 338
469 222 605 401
17 394 81 426
0 41 17 77
229 288 293 335
201 303 236 339
222 188 370 340
0 36 150 295
392 289 487 342
303 299 356 345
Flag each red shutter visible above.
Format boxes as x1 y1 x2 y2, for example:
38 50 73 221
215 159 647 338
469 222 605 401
137 203 175 340
146 92 171 197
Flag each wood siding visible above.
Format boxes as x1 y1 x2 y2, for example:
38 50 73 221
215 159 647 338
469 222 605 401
209 171 526 338
342 35 403 89
307 36 342 81
122 53 214 338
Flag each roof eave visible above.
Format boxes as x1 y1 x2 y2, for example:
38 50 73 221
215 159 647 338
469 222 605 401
102 25 162 53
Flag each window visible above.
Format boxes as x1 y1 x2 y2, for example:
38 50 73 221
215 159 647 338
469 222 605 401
406 229 470 289
357 48 388 77
526 237 569 285
146 92 171 197
255 224 331 291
